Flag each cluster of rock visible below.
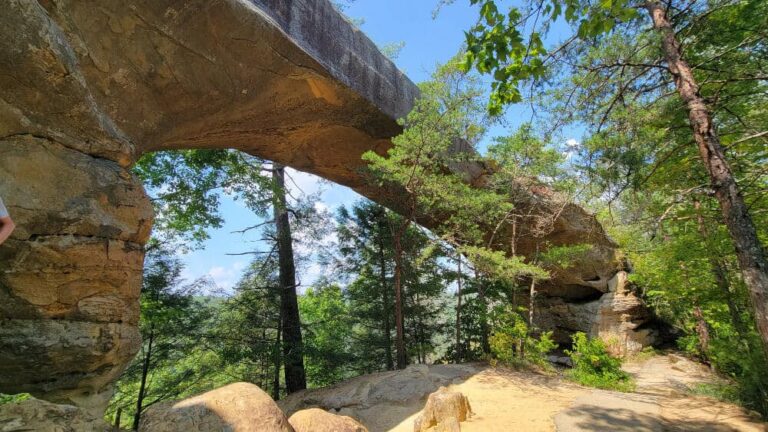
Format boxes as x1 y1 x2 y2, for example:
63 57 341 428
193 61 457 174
0 376 478 432
0 383 370 432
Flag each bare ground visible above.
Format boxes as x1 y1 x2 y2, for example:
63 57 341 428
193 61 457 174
281 354 766 431
391 355 765 431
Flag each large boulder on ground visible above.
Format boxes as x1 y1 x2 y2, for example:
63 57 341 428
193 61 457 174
288 407 368 432
0 397 111 432
279 364 479 432
413 387 472 432
138 382 294 432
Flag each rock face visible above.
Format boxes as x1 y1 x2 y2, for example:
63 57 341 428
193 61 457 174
0 137 152 416
0 0 654 415
288 408 368 432
413 387 472 432
0 397 112 432
138 382 294 432
536 271 656 355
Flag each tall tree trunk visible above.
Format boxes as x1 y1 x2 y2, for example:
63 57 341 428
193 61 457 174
272 164 306 393
393 226 408 369
693 305 711 360
272 312 282 400
377 227 394 371
132 326 154 430
647 1 768 360
693 199 749 339
528 278 536 330
455 255 463 363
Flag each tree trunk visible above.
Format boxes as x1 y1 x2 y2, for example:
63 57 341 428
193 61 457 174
693 305 711 360
455 255 463 363
393 227 408 369
528 278 536 330
132 326 154 430
114 407 122 432
647 1 768 360
377 226 395 371
272 314 282 401
272 164 307 393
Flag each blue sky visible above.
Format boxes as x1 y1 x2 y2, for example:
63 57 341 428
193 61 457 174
180 0 581 292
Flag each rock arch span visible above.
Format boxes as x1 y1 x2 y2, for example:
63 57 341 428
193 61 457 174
0 0 654 415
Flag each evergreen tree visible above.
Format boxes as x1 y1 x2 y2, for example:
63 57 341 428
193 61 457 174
107 243 217 430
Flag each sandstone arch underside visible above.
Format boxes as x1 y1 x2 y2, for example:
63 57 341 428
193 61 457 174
0 0 655 414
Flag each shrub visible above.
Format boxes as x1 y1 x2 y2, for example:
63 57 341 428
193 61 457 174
0 393 31 405
488 305 556 369
565 332 634 392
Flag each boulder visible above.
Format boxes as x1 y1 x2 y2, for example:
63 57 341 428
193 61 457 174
0 397 111 432
279 364 480 432
413 387 472 432
138 382 293 432
288 408 368 432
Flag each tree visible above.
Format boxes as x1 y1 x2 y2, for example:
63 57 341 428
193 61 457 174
461 0 768 358
107 243 216 430
271 164 307 393
363 60 553 365
333 201 397 371
299 284 354 387
212 255 283 399
133 149 272 249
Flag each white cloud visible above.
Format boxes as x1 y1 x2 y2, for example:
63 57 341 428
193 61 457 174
563 138 580 160
206 260 246 292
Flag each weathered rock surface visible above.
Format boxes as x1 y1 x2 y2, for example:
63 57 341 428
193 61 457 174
0 136 151 416
413 387 471 432
280 364 480 431
138 382 294 432
536 271 656 354
289 408 368 432
0 397 111 432
0 0 654 415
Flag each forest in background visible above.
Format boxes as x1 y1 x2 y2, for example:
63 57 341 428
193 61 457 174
99 0 767 428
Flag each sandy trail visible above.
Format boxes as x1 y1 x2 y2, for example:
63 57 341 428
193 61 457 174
390 355 765 432
388 367 583 432
281 354 765 431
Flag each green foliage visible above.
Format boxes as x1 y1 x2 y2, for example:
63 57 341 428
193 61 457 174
134 149 272 249
487 123 565 181
463 0 638 114
488 305 556 368
107 243 220 428
300 284 354 387
566 332 634 392
461 245 549 283
0 393 30 405
332 200 453 370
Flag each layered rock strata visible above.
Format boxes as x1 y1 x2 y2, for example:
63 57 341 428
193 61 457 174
0 0 653 416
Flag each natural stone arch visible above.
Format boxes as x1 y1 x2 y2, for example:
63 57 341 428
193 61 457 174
0 0 652 416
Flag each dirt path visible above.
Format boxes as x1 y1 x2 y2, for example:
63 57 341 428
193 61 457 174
387 367 583 432
281 355 765 431
390 355 765 432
